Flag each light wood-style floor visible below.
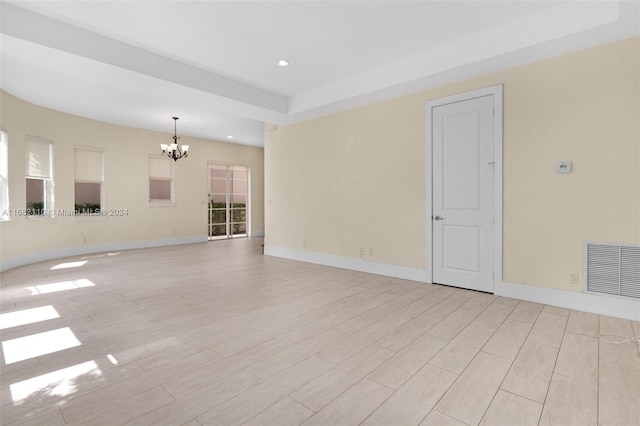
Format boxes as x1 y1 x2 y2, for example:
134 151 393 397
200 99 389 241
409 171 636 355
1 238 639 426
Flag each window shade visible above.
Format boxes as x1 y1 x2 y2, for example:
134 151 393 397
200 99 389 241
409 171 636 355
149 157 171 180
0 132 8 217
75 148 103 182
26 136 52 178
0 132 7 178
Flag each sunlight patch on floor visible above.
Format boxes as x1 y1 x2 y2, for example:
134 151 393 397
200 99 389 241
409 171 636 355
10 360 102 403
50 261 88 270
2 327 81 364
25 278 96 295
0 305 60 330
80 252 121 260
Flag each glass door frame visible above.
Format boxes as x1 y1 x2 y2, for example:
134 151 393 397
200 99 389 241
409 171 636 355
207 163 249 240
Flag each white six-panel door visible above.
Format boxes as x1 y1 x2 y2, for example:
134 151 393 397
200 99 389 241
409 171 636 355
432 94 495 292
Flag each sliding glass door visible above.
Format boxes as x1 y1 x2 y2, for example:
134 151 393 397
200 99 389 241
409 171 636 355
208 163 249 240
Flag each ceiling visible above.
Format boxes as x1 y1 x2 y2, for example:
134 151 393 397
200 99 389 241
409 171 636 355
1 1 638 147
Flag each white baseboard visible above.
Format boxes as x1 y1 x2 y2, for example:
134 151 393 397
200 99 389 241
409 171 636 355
250 230 265 238
0 235 208 273
495 280 639 321
264 245 639 321
264 245 428 282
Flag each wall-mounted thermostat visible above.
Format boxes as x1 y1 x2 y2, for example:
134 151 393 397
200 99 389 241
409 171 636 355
556 161 572 174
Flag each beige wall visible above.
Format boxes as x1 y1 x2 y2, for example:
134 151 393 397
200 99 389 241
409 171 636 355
265 37 640 292
0 91 264 265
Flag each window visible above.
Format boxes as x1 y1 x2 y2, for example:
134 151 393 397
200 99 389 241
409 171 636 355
25 136 53 216
0 131 8 220
75 147 104 214
207 163 249 239
149 156 173 203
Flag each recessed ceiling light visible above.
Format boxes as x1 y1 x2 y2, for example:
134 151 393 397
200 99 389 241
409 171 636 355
277 59 289 67
227 135 233 139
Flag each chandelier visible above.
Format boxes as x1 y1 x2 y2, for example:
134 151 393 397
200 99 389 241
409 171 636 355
161 117 189 161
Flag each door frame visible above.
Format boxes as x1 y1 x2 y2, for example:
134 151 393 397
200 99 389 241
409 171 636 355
425 84 503 291
207 162 251 240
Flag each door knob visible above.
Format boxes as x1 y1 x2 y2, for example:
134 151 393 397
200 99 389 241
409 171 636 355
434 215 444 221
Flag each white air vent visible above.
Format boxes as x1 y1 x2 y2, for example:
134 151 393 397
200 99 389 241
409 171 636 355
584 242 640 299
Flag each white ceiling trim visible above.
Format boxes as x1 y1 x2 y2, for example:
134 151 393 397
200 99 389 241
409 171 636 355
1 1 638 147
0 2 288 115
288 1 622 115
